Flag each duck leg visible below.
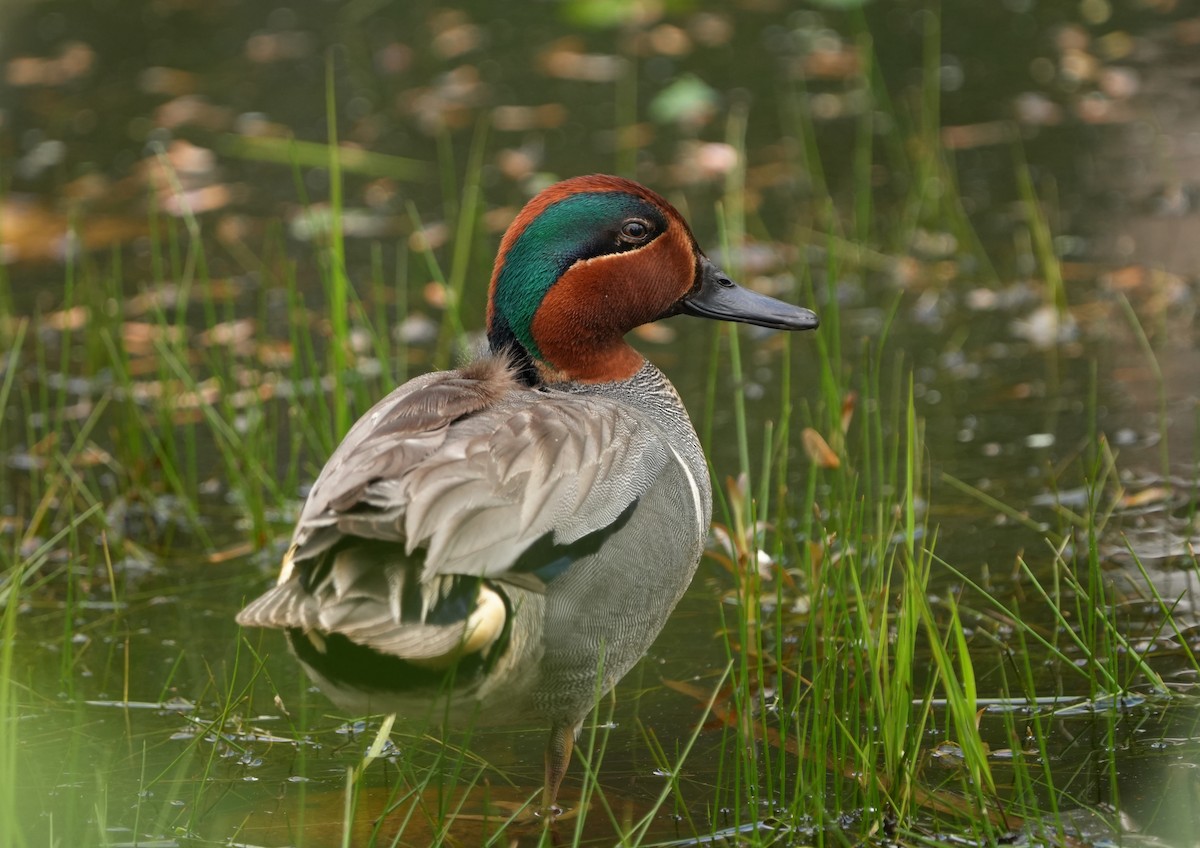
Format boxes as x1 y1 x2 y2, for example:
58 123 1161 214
542 720 579 814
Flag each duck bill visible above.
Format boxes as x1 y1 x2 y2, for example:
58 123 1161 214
679 258 819 331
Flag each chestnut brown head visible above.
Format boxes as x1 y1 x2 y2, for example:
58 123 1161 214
487 175 817 384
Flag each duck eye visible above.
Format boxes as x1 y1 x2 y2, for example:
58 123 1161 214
618 219 652 244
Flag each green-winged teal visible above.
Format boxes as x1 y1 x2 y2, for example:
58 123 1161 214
236 174 819 812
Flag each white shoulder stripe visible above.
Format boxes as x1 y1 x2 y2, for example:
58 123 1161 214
665 442 705 539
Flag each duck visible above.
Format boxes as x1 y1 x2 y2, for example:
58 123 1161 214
236 174 818 813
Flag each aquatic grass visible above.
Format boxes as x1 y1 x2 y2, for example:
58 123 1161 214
219 135 428 183
692 53 1178 839
707 118 804 836
283 255 342 464
862 394 936 826
0 188 456 841
153 329 277 543
705 107 796 834
615 673 728 846
1127 547 1200 678
1013 145 1067 318
755 331 1125 842
0 501 107 846
0 556 24 848
1116 292 1170 479
8 126 441 555
0 188 12 345
939 376 1172 698
919 593 999 832
341 715 399 848
807 378 935 835
4 58 467 558
709 88 882 841
918 474 1184 839
905 9 992 270
0 317 26 522
324 55 352 441
93 253 149 490
433 120 489 371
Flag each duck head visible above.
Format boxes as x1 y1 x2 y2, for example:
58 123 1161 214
487 174 819 385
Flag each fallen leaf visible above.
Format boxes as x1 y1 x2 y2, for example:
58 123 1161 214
41 305 89 332
208 541 256 563
802 427 840 469
840 392 857 435
1118 487 1172 509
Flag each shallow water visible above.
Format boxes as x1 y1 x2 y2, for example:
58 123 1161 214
4 1 1200 845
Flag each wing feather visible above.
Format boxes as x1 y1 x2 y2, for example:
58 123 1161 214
285 356 671 585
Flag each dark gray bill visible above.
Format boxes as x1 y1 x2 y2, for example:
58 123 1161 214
678 257 819 331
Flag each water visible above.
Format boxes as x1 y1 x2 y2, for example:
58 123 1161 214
4 0 1200 844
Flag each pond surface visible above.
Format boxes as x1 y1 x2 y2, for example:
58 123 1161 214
3 0 1200 845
